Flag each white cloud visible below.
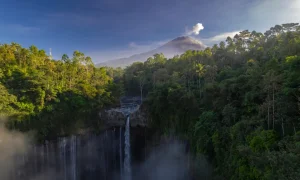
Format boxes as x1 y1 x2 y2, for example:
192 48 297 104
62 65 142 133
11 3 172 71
90 0 300 64
127 40 167 51
3 24 40 34
90 30 241 63
128 42 138 48
186 23 204 35
247 0 300 32
88 39 169 63
199 0 300 46
200 30 240 46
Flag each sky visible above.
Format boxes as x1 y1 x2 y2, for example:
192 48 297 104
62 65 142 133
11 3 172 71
0 0 299 63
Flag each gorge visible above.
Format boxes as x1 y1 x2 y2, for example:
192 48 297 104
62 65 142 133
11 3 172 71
4 97 193 180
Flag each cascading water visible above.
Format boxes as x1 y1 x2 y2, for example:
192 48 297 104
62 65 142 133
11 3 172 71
120 127 123 177
9 130 124 180
112 97 140 180
124 116 131 180
7 97 148 180
70 135 77 180
59 137 67 180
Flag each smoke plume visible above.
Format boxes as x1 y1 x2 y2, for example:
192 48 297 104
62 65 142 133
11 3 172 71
186 23 204 35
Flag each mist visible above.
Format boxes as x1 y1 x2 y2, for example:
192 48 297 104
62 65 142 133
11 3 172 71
0 118 64 180
0 119 29 180
132 140 212 180
0 118 211 180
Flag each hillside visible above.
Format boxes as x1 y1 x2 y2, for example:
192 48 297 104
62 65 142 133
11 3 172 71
97 36 205 68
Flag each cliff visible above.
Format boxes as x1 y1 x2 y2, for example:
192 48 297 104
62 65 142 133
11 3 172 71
99 97 149 128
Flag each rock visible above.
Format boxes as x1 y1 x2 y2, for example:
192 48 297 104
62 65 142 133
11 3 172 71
99 109 126 127
99 97 149 128
130 105 149 127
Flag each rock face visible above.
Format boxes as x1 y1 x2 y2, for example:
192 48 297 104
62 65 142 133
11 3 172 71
99 97 149 128
99 109 125 127
129 105 149 127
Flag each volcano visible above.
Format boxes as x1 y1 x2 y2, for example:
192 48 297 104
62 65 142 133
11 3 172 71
96 36 205 68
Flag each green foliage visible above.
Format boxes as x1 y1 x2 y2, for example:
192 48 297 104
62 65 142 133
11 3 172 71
122 23 300 179
247 129 277 152
0 83 18 116
1 23 300 179
0 43 121 140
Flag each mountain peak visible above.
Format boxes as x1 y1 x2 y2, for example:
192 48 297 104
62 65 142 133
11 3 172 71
162 36 204 49
172 36 191 41
97 36 205 67
168 36 203 45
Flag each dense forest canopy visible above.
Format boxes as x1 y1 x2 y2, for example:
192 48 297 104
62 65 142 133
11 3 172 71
120 23 300 179
1 23 300 179
0 46 123 140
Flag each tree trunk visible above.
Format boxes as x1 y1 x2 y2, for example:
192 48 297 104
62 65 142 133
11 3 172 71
153 75 156 90
140 88 143 103
139 80 144 103
293 122 296 135
199 78 201 98
267 94 270 130
281 118 285 136
272 84 275 129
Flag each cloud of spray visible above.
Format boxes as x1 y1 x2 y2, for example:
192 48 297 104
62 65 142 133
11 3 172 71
0 118 29 180
133 139 212 180
0 118 64 180
200 30 241 46
0 117 211 180
186 23 204 35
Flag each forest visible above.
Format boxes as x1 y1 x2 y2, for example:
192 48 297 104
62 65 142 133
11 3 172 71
1 23 300 179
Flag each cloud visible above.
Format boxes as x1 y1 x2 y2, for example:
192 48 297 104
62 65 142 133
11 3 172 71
89 29 239 63
199 0 300 46
246 0 300 32
128 42 138 48
200 30 240 46
128 40 167 51
89 39 169 63
3 24 40 34
186 23 204 35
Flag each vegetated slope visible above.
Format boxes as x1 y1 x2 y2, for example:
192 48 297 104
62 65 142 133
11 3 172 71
122 23 300 179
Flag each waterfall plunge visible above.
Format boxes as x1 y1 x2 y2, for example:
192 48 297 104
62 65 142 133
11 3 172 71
120 127 123 177
124 116 131 180
8 97 143 180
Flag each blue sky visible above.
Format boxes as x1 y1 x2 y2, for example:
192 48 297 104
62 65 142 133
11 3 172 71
0 0 299 63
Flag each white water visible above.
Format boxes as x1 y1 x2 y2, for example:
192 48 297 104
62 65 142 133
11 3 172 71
71 136 77 180
124 116 131 180
120 127 123 177
59 137 67 180
9 130 128 180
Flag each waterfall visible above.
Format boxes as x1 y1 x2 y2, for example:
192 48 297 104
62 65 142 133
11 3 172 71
8 130 129 180
124 116 131 180
70 135 77 180
59 137 67 180
119 127 123 178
